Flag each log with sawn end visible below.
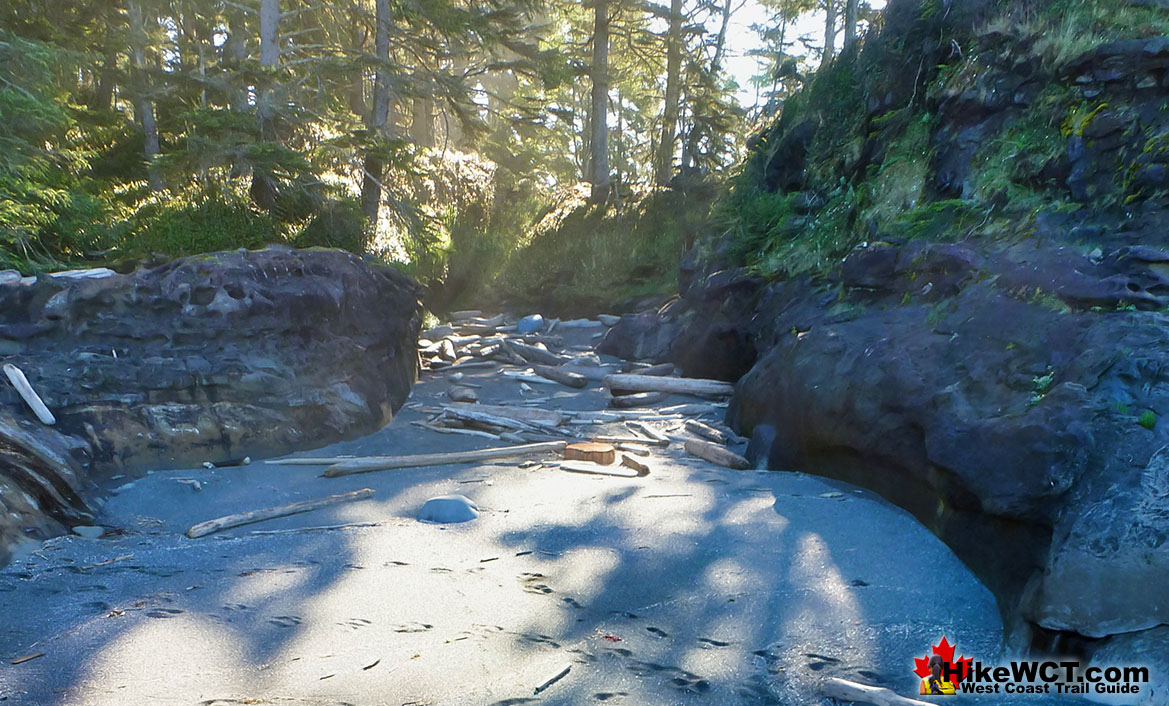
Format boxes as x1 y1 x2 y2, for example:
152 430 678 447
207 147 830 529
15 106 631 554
323 441 567 477
603 374 735 399
684 439 751 470
185 488 374 538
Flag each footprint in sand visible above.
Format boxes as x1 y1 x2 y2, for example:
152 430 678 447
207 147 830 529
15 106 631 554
268 615 302 628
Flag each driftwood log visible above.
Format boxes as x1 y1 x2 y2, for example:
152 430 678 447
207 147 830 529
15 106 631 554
186 488 374 538
4 364 55 425
603 374 735 398
684 439 751 470
821 678 935 706
620 454 650 475
504 339 568 366
627 420 669 444
531 364 589 389
324 441 567 477
595 435 669 448
610 391 668 408
684 419 729 444
444 402 563 426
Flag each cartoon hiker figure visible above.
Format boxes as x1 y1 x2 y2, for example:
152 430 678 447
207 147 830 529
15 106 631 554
920 654 956 695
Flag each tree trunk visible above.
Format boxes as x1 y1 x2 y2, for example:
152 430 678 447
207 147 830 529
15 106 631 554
844 0 859 52
653 0 682 186
93 46 117 112
823 0 837 65
252 0 280 211
361 0 392 227
225 7 248 111
589 0 610 203
127 0 164 193
257 0 280 136
711 0 734 74
411 94 435 148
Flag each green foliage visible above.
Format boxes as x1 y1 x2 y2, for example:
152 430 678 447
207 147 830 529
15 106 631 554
128 191 284 258
1139 410 1157 430
490 185 717 314
295 199 367 253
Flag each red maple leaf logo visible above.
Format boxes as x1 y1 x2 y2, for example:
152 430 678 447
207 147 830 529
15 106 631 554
913 636 974 683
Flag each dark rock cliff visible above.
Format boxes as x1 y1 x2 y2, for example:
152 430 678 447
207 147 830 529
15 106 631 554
0 246 422 562
602 0 1169 694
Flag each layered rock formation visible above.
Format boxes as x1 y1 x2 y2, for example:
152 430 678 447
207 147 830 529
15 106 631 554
0 246 421 562
601 0 1169 696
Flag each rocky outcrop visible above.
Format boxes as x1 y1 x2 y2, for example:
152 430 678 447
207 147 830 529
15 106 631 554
0 246 421 561
606 0 1169 689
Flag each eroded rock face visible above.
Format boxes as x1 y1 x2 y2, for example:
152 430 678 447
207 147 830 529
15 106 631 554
728 238 1169 641
0 246 421 560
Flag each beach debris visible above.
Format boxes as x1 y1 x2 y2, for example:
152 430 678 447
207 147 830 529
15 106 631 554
323 441 567 477
503 339 567 366
71 525 105 539
626 420 669 445
10 652 45 665
533 664 572 695
595 435 668 448
620 454 650 475
610 391 668 408
447 385 479 403
604 373 735 399
185 488 374 538
684 439 751 470
684 419 730 445
517 314 545 334
530 363 588 389
4 363 55 425
418 494 480 524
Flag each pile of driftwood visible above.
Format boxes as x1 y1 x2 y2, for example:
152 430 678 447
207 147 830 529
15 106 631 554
185 311 757 536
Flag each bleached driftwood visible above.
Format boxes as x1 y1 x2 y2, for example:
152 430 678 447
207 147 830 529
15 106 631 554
684 419 729 444
185 488 374 538
324 441 567 477
603 374 735 398
4 364 55 425
503 339 568 366
441 406 569 437
530 364 588 389
620 454 650 475
444 402 563 426
611 391 668 408
627 420 669 444
411 420 501 440
595 435 669 448
821 678 935 706
684 438 750 470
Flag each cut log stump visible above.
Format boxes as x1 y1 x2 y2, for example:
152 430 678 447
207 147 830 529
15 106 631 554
564 442 616 465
